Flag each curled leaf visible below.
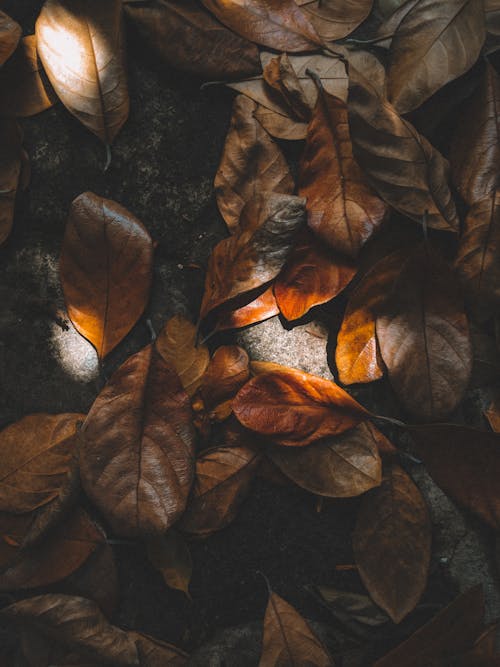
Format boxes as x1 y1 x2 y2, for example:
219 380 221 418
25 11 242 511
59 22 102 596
215 285 280 332
199 345 250 422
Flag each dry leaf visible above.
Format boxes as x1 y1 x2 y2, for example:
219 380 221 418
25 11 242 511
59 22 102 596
0 118 23 246
0 413 84 514
299 0 372 41
60 192 153 359
314 586 390 628
156 314 210 397
485 391 500 431
485 0 500 53
0 10 21 66
36 0 129 148
233 366 370 446
353 463 431 623
348 67 459 233
147 530 192 596
200 0 322 52
214 95 294 233
124 0 261 80
199 345 250 422
200 192 306 321
131 632 188 666
386 0 485 113
263 53 311 121
80 344 196 538
259 590 334 666
266 421 382 497
376 243 472 421
215 285 280 332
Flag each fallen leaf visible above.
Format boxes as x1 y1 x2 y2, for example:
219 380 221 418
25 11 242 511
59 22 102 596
131 632 188 666
374 586 485 667
0 413 84 514
374 0 419 49
485 0 500 53
0 10 21 65
335 247 407 385
263 53 311 121
259 590 334 666
214 95 294 233
348 67 458 233
313 585 390 628
80 344 196 538
156 314 210 397
299 0 373 41
147 530 192 596
455 190 500 323
180 445 261 537
233 366 370 446
36 0 129 149
215 285 280 332
353 463 431 623
200 192 306 321
0 118 23 246
299 83 388 258
376 243 472 421
266 421 382 497
451 64 500 206
200 0 322 52
60 192 153 359
123 0 261 80
274 231 357 321
0 35 56 117
410 424 500 530
485 391 500 431
386 0 485 113
254 105 309 140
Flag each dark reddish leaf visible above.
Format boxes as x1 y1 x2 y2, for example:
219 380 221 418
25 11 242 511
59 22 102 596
485 391 500 431
0 10 21 65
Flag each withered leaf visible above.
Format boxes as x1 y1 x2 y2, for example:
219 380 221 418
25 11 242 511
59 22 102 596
486 0 500 53
313 586 390 628
263 53 311 122
353 463 431 624
254 105 309 141
335 247 407 385
36 0 129 148
485 391 500 431
156 314 210 397
60 192 153 360
299 85 388 258
215 285 280 332
386 0 485 114
201 0 322 52
374 586 485 667
348 67 458 233
180 445 261 537
80 344 196 538
1 594 140 666
410 424 500 530
0 35 56 117
298 0 373 41
147 530 192 596
267 421 382 497
199 345 250 422
130 632 188 666
0 413 84 514
0 10 21 65
259 590 334 666
214 95 294 233
200 192 306 321
376 243 472 421
233 366 370 446
274 231 356 321
124 0 261 80
455 190 500 323
451 64 500 206
0 118 23 246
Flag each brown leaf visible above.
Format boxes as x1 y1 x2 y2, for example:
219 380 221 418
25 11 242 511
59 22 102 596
130 633 188 666
155 314 210 397
200 0 322 52
314 585 390 628
80 344 196 538
215 285 280 332
214 95 294 233
410 424 500 530
123 0 261 80
199 345 250 421
386 0 485 114
376 243 472 421
299 85 388 258
298 0 373 41
486 0 500 53
0 35 56 117
485 391 500 432
263 53 311 121
455 190 500 322
233 366 370 446
451 64 500 206
2 595 140 665
348 67 459 233
254 105 309 140
0 413 84 514
259 590 334 666
60 192 153 359
180 445 261 536
200 192 306 321
0 118 23 246
36 0 129 147
353 463 431 623
267 421 382 497
147 530 192 596
274 231 356 321
0 10 21 65
374 586 485 667
335 247 407 385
